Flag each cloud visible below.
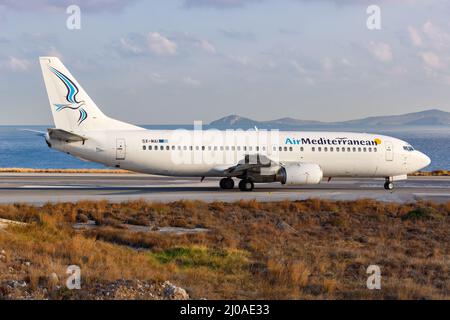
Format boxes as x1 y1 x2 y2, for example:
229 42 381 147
368 41 393 62
182 76 201 87
219 29 256 41
291 60 307 74
197 39 216 54
408 26 423 47
420 51 441 69
0 0 139 13
148 72 168 84
147 32 177 56
170 32 217 55
119 36 143 55
115 32 217 58
184 0 262 9
3 56 31 71
321 57 333 72
422 21 450 49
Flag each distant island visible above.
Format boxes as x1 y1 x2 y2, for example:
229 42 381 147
209 109 450 129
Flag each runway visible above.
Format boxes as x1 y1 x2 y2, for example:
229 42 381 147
0 173 448 204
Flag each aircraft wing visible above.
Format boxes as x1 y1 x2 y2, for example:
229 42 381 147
223 154 279 176
47 128 87 142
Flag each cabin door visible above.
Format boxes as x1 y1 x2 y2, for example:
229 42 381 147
385 141 393 161
116 138 126 160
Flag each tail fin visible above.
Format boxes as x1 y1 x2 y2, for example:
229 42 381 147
39 57 142 131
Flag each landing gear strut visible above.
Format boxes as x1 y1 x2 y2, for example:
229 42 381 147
238 179 254 191
219 177 234 190
384 178 394 190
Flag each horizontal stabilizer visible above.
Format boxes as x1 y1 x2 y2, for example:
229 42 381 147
20 129 47 137
47 128 87 142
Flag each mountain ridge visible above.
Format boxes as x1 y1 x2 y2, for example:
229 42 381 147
209 109 450 128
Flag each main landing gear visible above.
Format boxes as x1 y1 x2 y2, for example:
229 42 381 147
238 179 254 192
384 178 394 190
219 177 255 191
219 177 234 190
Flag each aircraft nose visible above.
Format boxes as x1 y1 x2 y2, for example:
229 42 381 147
416 151 431 170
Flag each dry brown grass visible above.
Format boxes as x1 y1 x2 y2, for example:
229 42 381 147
410 170 449 176
0 199 448 300
1 168 447 175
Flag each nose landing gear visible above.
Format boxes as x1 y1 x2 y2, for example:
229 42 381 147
384 178 394 190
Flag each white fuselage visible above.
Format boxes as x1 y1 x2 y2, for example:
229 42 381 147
49 129 431 179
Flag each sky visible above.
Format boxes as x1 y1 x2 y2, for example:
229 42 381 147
0 0 450 125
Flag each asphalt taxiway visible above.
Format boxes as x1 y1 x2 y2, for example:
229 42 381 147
0 173 448 204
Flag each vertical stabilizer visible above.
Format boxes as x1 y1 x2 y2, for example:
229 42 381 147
39 57 142 131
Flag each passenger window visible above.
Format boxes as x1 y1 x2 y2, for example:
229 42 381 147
363 147 366 152
262 146 266 151
368 147 372 152
166 146 170 150
347 147 351 152
143 145 146 150
213 146 217 151
353 147 356 152
279 147 282 152
312 147 315 152
249 146 253 151
330 147 333 152
256 146 260 151
324 147 328 152
237 146 241 151
149 145 152 151
202 146 205 151
358 147 361 152
341 147 345 152
336 147 339 152
220 146 224 151
244 146 247 151
300 147 304 152
189 146 193 151
172 146 175 150
289 147 293 151
374 147 377 152
318 147 321 152
273 146 276 151
231 146 235 151
225 146 230 151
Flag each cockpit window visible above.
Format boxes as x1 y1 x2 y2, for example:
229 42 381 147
403 145 414 152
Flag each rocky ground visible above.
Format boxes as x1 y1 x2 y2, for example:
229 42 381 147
0 247 189 300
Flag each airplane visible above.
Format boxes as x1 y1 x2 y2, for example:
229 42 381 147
36 57 431 192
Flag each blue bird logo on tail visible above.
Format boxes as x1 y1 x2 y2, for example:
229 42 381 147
49 67 87 125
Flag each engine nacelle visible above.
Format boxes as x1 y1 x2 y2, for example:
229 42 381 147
277 163 323 185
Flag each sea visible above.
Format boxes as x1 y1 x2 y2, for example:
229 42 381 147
0 125 448 171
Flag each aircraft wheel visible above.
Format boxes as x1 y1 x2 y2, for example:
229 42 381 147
239 179 254 191
219 178 234 189
384 181 394 190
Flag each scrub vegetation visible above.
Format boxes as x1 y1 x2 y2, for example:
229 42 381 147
0 199 448 299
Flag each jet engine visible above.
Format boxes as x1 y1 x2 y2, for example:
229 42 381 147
277 163 323 185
